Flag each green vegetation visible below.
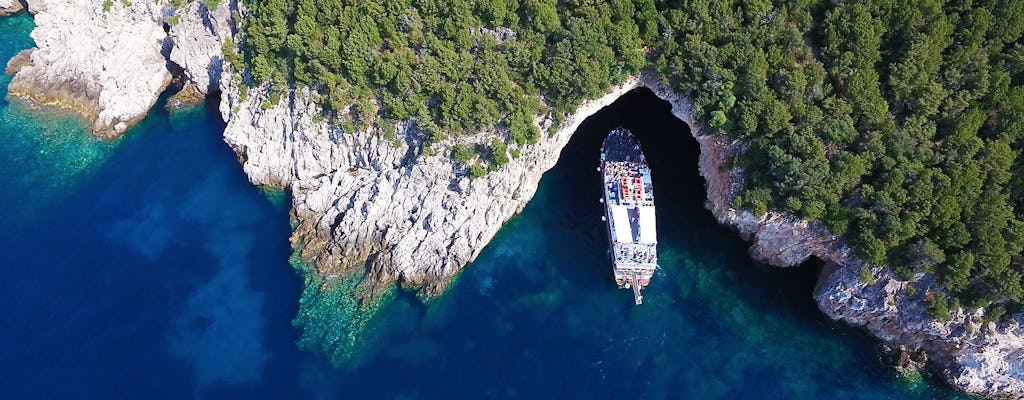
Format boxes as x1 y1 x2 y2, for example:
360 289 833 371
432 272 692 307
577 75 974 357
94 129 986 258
102 0 113 13
240 0 1024 317
673 0 1024 315
488 137 509 167
467 164 487 179
451 144 474 165
241 0 646 148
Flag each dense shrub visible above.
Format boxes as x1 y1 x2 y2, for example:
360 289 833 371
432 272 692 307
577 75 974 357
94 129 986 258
242 0 1024 313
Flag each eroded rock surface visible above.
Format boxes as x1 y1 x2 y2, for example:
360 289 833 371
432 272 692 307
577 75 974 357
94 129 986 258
4 49 31 75
7 0 170 138
168 0 231 96
645 73 1024 400
220 67 1023 397
4 0 230 139
4 1 1020 396
817 262 1024 398
220 75 647 297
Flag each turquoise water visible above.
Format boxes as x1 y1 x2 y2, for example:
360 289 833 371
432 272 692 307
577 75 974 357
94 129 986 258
0 14 118 227
0 13 970 399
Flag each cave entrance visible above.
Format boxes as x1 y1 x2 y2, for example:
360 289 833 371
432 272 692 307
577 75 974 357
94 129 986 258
540 87 707 295
552 86 829 317
556 86 706 248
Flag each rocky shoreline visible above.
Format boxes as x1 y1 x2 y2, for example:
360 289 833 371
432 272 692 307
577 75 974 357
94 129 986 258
219 66 1024 397
5 0 172 139
662 84 1024 400
3 2 1022 398
3 0 229 138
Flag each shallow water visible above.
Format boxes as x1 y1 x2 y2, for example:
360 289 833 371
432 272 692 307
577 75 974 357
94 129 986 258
0 13 969 399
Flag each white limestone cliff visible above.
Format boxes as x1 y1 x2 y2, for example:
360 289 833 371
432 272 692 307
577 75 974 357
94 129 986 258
219 73 646 296
6 0 170 138
219 67 1024 398
2 2 1020 396
168 0 231 96
4 0 230 138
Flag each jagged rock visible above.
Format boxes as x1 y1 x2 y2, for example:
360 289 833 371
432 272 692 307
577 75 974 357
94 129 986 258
220 65 1024 398
881 344 929 372
0 0 24 16
166 82 204 111
220 74 647 296
5 0 233 139
4 49 31 75
7 0 171 139
7 1 1021 395
168 0 232 95
652 73 1024 399
816 263 1024 399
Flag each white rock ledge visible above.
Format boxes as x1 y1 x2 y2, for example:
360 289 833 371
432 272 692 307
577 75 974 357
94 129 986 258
6 0 170 138
221 66 1023 398
4 0 230 139
3 1 1020 396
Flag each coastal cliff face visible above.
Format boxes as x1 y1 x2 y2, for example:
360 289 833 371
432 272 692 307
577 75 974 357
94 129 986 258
220 63 1024 397
168 0 230 97
2 3 1020 397
649 76 1024 400
3 0 229 138
6 0 169 138
219 75 646 297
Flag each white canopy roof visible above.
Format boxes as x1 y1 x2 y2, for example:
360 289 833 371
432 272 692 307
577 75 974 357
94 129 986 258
610 205 632 243
638 206 657 244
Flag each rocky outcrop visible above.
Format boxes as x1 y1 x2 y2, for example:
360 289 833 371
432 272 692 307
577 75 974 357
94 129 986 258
168 0 232 96
220 74 648 296
166 82 204 111
4 0 230 139
652 76 1024 399
666 86 1024 399
0 0 24 16
7 0 170 139
220 64 1023 397
882 344 930 372
6 1 1019 395
816 262 1024 398
4 49 31 75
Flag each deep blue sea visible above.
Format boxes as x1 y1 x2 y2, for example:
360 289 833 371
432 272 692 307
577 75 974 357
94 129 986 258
0 14 971 399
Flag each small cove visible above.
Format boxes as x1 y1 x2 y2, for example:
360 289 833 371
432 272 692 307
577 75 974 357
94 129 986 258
0 13 970 399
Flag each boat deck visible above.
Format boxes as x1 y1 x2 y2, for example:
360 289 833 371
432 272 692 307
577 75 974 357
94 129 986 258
600 128 658 305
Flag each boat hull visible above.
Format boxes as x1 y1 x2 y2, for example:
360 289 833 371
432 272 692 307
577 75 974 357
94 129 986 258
599 128 658 304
